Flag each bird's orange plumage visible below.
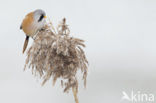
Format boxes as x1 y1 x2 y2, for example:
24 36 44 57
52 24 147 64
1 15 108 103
21 12 34 53
21 12 34 36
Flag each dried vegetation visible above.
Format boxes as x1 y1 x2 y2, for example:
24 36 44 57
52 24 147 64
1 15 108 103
24 18 88 103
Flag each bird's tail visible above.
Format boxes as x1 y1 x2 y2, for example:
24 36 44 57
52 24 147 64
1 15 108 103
23 36 29 53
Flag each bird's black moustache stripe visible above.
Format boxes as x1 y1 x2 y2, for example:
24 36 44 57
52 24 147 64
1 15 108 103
38 14 44 22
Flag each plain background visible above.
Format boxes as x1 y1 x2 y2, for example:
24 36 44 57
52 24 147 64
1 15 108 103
0 0 156 103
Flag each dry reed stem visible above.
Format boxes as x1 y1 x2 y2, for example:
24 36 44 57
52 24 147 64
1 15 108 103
24 18 88 103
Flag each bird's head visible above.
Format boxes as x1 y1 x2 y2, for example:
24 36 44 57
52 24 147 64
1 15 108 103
33 9 47 28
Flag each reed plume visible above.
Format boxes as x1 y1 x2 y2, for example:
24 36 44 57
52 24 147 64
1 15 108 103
24 18 88 103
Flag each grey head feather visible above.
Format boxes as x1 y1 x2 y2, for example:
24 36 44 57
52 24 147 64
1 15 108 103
33 9 46 22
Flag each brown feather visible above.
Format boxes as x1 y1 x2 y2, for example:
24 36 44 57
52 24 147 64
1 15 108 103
23 36 29 53
21 12 34 36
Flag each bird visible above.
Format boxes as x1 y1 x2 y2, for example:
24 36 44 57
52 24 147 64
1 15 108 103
20 9 47 53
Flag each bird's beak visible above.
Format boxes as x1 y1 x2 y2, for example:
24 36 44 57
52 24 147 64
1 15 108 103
44 16 47 18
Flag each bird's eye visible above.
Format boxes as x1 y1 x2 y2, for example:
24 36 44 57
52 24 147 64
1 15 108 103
38 14 44 22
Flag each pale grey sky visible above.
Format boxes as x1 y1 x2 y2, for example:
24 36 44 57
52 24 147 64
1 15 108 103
0 0 156 103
